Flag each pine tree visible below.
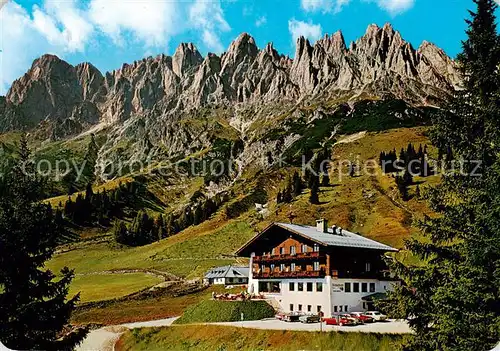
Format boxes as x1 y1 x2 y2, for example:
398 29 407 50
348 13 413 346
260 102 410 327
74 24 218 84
321 172 330 186
385 2 500 350
292 171 303 197
113 220 128 244
309 175 320 204
0 135 87 349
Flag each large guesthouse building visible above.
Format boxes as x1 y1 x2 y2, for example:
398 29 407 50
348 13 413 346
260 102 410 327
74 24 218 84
236 219 399 316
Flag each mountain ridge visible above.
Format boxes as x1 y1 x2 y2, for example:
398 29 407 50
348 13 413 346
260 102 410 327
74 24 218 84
0 23 459 184
2 23 459 133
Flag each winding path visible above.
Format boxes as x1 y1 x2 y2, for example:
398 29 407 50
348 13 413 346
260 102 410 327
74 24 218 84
76 317 179 351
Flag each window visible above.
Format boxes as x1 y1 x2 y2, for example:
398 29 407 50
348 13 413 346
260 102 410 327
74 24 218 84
307 282 313 292
344 282 351 293
313 244 320 252
363 302 367 309
298 304 302 311
291 263 296 271
271 248 275 255
270 264 275 272
260 265 265 272
362 283 368 293
301 244 308 253
370 283 376 292
345 305 348 312
258 281 281 293
313 261 320 271
290 304 294 311
280 263 285 272
307 305 312 312
289 282 295 291
280 247 285 255
339 306 343 312
316 282 323 292
298 282 304 291
353 282 360 293
291 246 296 255
317 306 322 313
365 262 371 272
334 306 338 313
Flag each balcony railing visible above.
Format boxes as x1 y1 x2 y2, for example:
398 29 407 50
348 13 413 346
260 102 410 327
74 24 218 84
253 252 323 263
253 269 326 279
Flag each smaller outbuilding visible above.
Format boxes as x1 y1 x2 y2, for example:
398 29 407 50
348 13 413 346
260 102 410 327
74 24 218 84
204 265 249 286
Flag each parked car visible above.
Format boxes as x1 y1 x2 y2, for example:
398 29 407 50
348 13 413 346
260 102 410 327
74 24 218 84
282 313 301 322
322 315 358 326
275 313 285 320
364 311 388 321
349 312 375 323
299 314 321 323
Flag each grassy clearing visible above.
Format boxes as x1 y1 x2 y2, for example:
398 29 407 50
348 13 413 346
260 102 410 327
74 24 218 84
254 127 437 248
48 220 254 279
174 300 275 325
69 273 163 303
71 285 241 326
116 325 404 351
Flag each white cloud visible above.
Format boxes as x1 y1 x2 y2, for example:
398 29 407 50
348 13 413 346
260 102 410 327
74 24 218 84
88 0 178 47
288 19 322 44
0 0 232 94
255 16 267 28
189 0 231 53
373 0 415 15
301 0 351 14
33 0 93 52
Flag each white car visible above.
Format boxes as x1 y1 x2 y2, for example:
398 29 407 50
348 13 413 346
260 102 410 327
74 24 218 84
364 311 388 321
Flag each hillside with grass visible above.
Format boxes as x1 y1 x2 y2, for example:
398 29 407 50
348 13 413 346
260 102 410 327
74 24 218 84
35 121 439 328
116 325 405 351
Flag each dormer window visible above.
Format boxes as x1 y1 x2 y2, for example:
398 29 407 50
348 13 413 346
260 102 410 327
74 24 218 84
313 244 320 252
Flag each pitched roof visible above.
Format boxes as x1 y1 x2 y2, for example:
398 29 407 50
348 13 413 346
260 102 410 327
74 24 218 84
204 265 250 279
277 223 398 252
236 222 398 255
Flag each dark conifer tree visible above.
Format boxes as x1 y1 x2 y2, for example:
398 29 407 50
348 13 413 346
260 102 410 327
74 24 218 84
292 171 303 197
0 136 87 349
386 1 500 349
309 175 320 204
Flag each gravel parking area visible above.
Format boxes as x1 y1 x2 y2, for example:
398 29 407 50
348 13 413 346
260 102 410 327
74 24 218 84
212 319 412 334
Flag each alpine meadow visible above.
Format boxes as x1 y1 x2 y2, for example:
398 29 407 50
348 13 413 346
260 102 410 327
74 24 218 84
0 0 499 350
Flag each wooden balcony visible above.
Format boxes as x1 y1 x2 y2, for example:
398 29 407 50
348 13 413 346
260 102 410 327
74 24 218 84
252 269 326 279
253 252 324 263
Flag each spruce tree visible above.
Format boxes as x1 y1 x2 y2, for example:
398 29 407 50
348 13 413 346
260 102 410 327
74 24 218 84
385 1 500 350
309 175 320 204
0 136 87 349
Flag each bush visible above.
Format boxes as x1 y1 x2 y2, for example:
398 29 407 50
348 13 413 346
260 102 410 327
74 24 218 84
174 300 275 324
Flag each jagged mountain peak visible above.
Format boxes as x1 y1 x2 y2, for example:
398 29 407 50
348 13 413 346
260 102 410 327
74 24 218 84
173 42 203 78
1 23 461 140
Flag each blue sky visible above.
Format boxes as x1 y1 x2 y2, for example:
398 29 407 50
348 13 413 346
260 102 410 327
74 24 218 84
0 0 494 95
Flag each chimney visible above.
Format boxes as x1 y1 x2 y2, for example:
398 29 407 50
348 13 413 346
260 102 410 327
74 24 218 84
316 218 328 233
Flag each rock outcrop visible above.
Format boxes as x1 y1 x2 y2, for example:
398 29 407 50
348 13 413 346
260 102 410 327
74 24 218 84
0 23 460 181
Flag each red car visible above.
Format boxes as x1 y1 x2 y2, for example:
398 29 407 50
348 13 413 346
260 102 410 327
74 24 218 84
349 312 375 323
322 315 358 326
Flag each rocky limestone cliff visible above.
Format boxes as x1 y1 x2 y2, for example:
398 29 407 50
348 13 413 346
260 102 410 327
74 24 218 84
1 23 459 134
0 23 460 182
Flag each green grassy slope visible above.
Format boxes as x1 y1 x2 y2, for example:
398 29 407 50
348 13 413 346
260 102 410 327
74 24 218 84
174 300 276 324
116 325 405 351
